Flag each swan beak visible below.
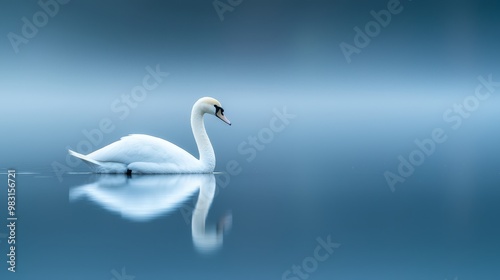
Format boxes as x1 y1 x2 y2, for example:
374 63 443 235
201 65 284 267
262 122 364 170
218 113 231 126
216 108 231 126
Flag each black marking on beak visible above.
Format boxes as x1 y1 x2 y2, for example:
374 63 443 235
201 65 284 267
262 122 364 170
214 104 231 125
214 104 224 115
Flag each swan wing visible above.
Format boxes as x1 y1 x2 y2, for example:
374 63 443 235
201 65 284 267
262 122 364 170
87 134 198 166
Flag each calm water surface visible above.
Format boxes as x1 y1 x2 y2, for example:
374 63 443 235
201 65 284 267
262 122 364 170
0 162 499 279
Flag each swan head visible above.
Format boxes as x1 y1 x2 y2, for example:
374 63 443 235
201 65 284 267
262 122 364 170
195 97 231 126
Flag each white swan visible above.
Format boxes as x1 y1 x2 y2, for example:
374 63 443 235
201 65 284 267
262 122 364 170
68 97 231 174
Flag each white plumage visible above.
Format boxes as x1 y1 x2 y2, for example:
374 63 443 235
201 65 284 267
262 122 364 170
69 97 231 174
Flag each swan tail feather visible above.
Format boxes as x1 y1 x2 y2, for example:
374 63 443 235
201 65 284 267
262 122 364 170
68 150 127 173
68 150 101 166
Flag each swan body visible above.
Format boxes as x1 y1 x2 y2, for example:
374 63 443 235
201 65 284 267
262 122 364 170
69 97 231 174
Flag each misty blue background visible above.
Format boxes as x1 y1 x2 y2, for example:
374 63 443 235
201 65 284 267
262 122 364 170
1 0 500 279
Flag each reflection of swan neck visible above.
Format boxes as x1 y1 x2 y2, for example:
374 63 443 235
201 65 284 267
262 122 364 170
192 181 215 233
192 175 223 253
191 105 215 169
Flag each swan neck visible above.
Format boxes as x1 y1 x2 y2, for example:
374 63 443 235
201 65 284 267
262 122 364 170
191 106 215 170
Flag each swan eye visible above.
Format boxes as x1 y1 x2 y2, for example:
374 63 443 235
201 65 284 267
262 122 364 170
214 105 224 115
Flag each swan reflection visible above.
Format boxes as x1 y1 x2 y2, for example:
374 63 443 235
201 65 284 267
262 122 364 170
69 174 231 253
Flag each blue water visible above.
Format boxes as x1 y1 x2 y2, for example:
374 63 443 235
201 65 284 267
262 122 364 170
2 1 500 279
1 91 500 280
1 112 500 280
1 87 500 280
